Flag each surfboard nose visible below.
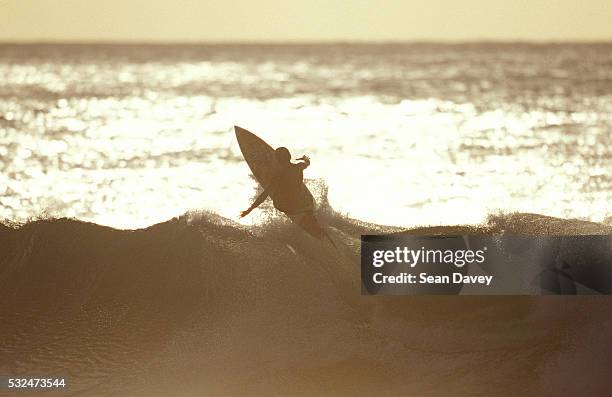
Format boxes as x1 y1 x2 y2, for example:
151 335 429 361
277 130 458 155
234 125 248 137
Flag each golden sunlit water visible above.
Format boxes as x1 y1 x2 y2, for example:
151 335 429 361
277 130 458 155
0 44 610 228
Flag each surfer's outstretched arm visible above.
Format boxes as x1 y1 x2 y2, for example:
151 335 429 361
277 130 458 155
240 189 270 217
296 155 310 170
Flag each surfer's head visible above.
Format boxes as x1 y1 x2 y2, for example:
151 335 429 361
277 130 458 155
274 147 291 163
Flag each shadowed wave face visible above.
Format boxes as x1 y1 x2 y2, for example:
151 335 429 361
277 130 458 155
1 211 611 396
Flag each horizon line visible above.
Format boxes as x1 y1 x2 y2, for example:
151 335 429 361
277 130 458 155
1 38 611 46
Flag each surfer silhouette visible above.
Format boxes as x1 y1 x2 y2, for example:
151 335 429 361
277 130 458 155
240 147 313 220
235 126 334 246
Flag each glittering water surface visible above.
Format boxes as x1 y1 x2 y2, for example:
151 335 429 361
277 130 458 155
0 43 610 228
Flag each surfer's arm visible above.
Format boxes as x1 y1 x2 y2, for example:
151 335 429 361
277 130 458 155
240 188 273 217
296 155 310 170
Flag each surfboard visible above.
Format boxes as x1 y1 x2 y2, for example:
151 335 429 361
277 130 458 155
234 125 332 244
234 125 278 190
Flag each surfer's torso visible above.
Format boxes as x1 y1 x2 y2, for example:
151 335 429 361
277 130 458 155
270 164 313 214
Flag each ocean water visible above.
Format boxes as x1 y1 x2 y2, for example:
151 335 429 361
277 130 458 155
2 43 612 395
2 214 611 395
0 43 611 228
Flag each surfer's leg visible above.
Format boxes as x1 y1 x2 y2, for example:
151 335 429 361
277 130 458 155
300 211 324 239
285 211 321 238
286 210 335 246
286 212 306 225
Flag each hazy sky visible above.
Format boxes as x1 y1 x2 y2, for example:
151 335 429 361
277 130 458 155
1 0 611 42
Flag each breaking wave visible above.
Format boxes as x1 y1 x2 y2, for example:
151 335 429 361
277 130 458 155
1 211 611 396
